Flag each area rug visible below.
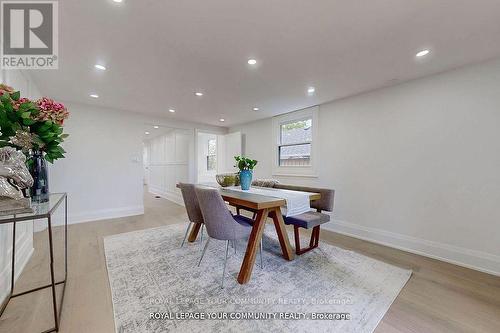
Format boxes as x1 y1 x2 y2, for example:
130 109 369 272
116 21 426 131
104 223 411 333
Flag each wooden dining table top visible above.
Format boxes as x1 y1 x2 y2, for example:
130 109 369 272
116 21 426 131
221 187 320 209
177 183 321 210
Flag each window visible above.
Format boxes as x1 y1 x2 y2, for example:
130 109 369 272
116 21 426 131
279 119 312 166
206 139 217 171
272 106 318 177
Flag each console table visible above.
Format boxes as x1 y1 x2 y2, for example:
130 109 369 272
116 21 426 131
0 193 68 333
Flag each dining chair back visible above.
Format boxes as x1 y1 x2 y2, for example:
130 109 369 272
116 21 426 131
179 182 204 223
178 183 204 247
195 187 252 241
195 186 263 287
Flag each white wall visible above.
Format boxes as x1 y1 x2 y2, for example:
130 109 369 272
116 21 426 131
146 129 192 205
0 70 42 304
49 103 146 223
231 58 500 276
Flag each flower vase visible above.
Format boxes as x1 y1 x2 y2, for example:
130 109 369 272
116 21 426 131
29 151 49 203
239 170 252 190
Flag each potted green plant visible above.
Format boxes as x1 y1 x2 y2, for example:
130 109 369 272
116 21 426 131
234 155 257 190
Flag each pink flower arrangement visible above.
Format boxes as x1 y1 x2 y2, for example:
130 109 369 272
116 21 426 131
1 84 69 162
35 97 69 125
0 84 15 97
13 97 31 111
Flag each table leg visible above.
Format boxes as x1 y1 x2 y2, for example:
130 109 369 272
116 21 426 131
47 216 59 331
268 208 295 261
0 197 69 332
57 195 69 327
237 209 269 284
10 220 16 295
65 195 68 279
187 223 201 243
0 221 17 317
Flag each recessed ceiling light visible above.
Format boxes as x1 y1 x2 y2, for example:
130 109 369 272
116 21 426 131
247 59 257 65
168 109 175 113
145 131 150 135
90 94 99 98
153 125 159 129
219 118 225 122
416 49 430 58
195 92 203 97
253 107 259 111
307 87 315 95
94 64 106 71
113 0 123 3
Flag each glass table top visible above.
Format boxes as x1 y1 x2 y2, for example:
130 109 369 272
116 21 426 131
0 193 66 224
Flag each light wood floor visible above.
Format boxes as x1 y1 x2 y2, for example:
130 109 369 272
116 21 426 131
1 192 499 333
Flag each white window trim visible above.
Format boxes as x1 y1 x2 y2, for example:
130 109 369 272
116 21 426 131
272 106 319 178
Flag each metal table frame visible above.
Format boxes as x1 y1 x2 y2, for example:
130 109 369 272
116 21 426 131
0 193 68 333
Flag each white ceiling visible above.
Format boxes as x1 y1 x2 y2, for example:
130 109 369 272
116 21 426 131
29 0 500 127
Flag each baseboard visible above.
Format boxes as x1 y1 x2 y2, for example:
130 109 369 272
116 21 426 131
67 206 145 225
148 188 184 206
0 239 34 305
323 219 500 277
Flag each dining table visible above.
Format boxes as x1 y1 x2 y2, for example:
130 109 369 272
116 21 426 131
177 184 321 284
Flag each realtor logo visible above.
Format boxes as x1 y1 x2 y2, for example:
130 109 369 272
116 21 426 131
1 1 58 69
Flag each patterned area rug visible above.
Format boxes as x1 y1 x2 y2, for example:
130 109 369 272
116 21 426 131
104 223 411 333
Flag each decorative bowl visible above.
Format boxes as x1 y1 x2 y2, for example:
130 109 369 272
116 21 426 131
215 173 237 187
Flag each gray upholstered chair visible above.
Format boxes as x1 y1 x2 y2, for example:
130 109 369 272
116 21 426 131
195 186 263 288
274 184 335 255
178 183 205 247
